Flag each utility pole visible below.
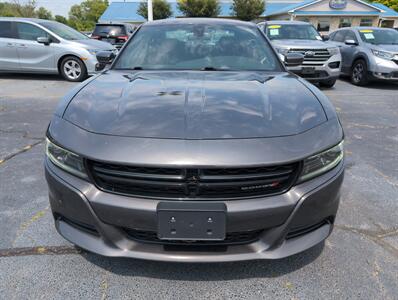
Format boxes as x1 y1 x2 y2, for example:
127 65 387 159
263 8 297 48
148 0 153 22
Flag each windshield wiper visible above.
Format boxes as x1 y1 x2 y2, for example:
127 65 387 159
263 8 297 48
200 66 230 71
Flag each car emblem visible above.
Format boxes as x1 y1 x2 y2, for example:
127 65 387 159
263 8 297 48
329 0 347 9
305 51 315 57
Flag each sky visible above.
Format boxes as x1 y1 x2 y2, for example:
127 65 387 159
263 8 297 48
2 0 234 17
1 0 296 18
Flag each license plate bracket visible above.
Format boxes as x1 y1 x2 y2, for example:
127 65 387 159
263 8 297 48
302 67 316 74
157 202 226 241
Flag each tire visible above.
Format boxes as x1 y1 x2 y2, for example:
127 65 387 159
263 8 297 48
350 59 369 86
319 78 337 88
60 56 87 82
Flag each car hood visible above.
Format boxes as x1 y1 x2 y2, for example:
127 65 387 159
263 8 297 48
272 39 328 49
371 44 398 53
63 71 327 139
72 39 114 51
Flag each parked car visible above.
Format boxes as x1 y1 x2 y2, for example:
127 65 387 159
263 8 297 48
258 21 341 88
91 22 136 49
45 18 344 262
0 18 116 82
329 27 398 85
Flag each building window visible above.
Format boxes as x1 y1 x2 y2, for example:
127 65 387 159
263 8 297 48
317 19 330 32
360 18 373 26
339 18 352 28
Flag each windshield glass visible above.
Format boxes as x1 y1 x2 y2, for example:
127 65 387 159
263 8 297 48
114 24 281 71
266 24 322 41
39 21 88 40
93 24 126 36
358 29 398 45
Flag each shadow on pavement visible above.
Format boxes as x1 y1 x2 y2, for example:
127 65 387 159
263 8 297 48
338 76 398 90
0 73 64 81
82 242 324 280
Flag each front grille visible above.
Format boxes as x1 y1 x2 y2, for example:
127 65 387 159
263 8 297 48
124 228 263 246
289 48 332 65
87 161 300 200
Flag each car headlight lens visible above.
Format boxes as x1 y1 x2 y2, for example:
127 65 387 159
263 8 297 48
87 49 100 56
46 138 87 179
327 47 339 55
275 47 289 55
371 49 394 60
298 141 344 182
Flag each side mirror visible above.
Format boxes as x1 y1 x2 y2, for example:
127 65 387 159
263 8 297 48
284 53 304 67
96 51 116 71
37 36 51 45
322 34 329 41
345 39 358 46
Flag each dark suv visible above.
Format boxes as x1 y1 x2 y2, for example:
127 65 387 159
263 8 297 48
91 22 135 49
45 19 344 262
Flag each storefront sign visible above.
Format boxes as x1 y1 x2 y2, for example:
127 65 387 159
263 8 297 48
329 0 348 9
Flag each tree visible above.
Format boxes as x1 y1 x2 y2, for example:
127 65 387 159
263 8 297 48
10 0 37 17
137 0 172 20
55 15 69 25
177 0 220 17
231 0 265 21
374 0 398 12
68 0 108 31
37 7 53 19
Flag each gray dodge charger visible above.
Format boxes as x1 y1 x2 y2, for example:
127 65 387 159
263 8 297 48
45 18 345 262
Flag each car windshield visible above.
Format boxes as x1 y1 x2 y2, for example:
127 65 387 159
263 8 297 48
93 25 126 36
39 21 89 40
114 23 281 71
266 24 322 41
358 29 398 45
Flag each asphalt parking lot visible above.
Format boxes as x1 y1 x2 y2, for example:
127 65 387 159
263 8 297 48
0 74 397 299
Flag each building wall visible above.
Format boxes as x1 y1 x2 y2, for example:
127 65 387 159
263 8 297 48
295 15 379 33
301 0 376 12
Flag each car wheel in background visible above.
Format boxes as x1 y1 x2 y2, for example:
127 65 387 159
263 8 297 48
351 59 369 86
319 78 337 88
60 56 87 82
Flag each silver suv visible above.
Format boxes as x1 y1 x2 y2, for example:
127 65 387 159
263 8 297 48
259 21 341 88
0 17 115 81
329 27 398 85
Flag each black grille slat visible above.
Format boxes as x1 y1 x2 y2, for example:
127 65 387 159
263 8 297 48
124 228 263 246
88 161 299 199
289 48 332 63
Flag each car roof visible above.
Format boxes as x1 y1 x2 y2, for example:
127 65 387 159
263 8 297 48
264 20 310 25
142 18 255 27
0 17 59 25
333 26 396 32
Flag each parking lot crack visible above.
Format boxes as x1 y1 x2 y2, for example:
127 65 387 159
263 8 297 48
0 246 82 258
0 139 44 165
335 225 398 258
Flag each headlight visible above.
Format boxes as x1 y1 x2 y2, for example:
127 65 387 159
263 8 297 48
46 138 87 179
371 49 394 60
327 47 339 55
298 141 344 182
275 47 289 55
87 49 100 56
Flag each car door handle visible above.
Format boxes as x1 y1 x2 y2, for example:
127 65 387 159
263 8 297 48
6 42 14 47
17 44 27 48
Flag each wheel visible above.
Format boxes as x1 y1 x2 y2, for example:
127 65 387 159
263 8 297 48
350 59 369 86
60 56 87 82
319 78 337 88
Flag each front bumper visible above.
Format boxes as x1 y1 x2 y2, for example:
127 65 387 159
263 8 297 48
369 56 398 81
45 156 344 262
287 53 341 82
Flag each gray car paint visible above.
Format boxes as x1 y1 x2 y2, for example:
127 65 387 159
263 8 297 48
329 27 398 79
45 18 344 261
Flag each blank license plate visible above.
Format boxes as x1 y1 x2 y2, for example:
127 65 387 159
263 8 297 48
302 67 316 74
157 202 226 241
